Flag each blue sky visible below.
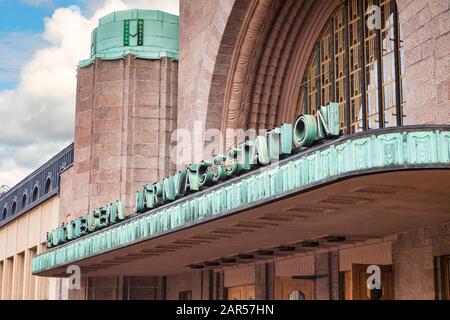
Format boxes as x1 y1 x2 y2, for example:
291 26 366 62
0 0 84 33
0 0 87 89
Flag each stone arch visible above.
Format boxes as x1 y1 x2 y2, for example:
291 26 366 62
32 185 39 202
207 0 406 149
21 192 27 209
206 0 340 149
44 176 52 195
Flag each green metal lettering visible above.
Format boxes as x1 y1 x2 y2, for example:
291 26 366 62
186 164 201 191
87 212 97 232
51 229 59 247
97 208 109 228
36 128 450 274
212 155 228 182
117 201 126 221
251 136 270 165
144 184 154 209
153 182 164 206
267 128 281 161
174 170 186 198
239 141 254 171
163 176 176 201
108 202 118 224
225 148 242 176
280 123 293 155
293 115 317 148
135 189 145 213
198 161 214 187
79 215 88 236
317 102 340 139
46 232 53 248
67 219 81 240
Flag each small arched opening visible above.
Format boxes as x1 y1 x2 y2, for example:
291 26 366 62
32 186 39 202
21 193 27 209
44 177 52 195
11 201 17 215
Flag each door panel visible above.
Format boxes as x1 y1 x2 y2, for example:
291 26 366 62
275 277 314 300
351 264 393 300
227 284 255 300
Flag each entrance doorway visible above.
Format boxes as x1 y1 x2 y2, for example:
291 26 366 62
344 264 393 300
275 277 314 300
440 256 450 299
227 284 255 300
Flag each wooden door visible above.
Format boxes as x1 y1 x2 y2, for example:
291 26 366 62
275 277 314 300
351 264 393 300
227 285 256 300
441 256 450 300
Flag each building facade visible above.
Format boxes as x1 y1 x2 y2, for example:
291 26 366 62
0 145 73 299
1 0 450 300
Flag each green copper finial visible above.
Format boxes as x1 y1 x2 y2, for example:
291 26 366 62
79 9 179 67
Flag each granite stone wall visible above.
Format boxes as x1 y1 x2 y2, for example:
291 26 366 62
397 0 450 125
60 55 177 222
393 221 450 299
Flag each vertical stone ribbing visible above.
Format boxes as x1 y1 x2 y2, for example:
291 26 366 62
63 55 178 223
59 55 178 300
255 262 274 300
329 251 340 300
215 271 225 300
314 252 330 300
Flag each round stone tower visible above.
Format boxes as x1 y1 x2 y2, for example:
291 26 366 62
63 8 179 233
58 9 179 299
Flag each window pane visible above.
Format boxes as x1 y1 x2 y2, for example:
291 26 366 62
297 0 404 131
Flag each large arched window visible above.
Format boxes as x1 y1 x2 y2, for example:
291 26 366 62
298 0 405 134
2 207 7 220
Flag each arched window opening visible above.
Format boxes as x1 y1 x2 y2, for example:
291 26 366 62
44 177 52 195
298 0 405 134
2 207 7 220
32 186 39 202
21 193 27 209
11 201 17 215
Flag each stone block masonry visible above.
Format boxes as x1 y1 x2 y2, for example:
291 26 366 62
60 55 178 223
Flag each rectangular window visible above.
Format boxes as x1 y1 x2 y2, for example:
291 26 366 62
299 0 404 134
124 20 130 46
137 19 144 46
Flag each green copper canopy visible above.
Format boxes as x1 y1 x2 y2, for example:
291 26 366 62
79 9 179 67
32 126 450 275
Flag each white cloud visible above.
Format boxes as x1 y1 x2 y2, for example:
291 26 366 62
0 0 179 188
